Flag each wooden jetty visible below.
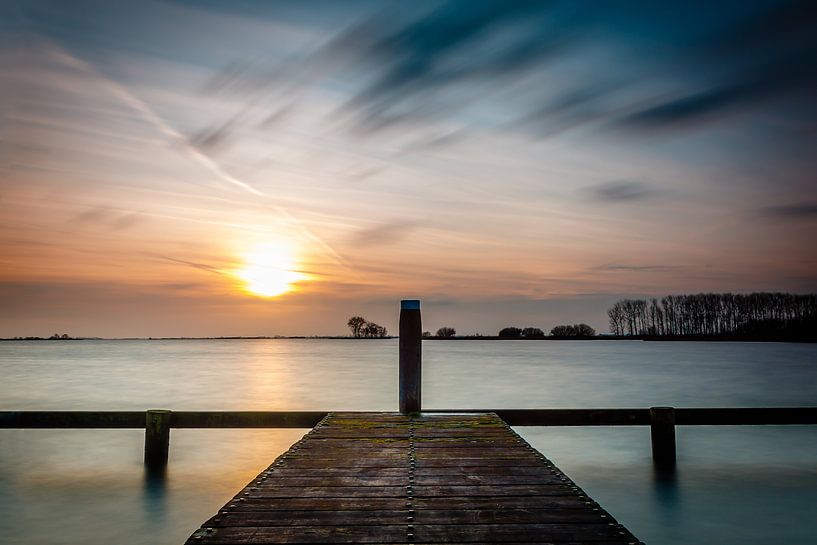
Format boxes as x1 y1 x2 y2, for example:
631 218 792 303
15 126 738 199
185 411 642 544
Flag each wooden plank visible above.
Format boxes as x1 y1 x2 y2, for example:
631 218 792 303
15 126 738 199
245 485 577 499
242 486 411 498
205 510 409 527
227 498 412 511
185 412 641 544
228 495 595 511
189 524 631 544
252 476 411 487
414 523 634 542
271 468 409 477
412 496 598 510
206 508 609 527
188 525 407 543
412 474 566 486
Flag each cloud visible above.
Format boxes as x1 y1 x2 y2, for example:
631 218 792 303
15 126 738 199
618 85 752 129
595 264 682 273
522 83 616 137
615 0 817 131
152 254 225 275
618 58 816 131
759 203 817 220
351 220 420 247
400 128 467 153
706 0 817 55
332 0 580 130
110 213 144 230
347 165 386 182
586 180 663 202
315 0 817 142
71 207 146 231
187 115 241 153
257 104 293 129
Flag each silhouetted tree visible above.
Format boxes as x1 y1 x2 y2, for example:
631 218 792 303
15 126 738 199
498 327 522 338
575 324 595 337
521 327 544 338
436 327 456 337
550 324 596 337
362 321 388 338
422 331 432 338
607 292 817 338
347 316 367 338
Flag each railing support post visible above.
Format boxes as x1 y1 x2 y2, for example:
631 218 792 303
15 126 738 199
650 406 676 470
399 299 422 413
144 409 172 470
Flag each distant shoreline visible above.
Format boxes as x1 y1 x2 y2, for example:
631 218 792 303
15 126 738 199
1 335 813 343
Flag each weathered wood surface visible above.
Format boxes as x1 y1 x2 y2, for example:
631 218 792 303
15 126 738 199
185 412 642 544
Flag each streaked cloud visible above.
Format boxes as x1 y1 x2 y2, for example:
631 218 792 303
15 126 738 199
759 203 817 220
586 181 664 202
71 207 146 231
595 264 683 273
351 220 421 247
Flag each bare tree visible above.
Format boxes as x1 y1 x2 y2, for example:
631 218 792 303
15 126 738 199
347 316 367 338
362 321 388 338
607 293 817 338
436 327 456 337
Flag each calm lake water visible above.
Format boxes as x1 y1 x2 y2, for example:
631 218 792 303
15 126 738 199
1 339 816 545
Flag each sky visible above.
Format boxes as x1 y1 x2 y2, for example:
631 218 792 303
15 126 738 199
1 0 816 337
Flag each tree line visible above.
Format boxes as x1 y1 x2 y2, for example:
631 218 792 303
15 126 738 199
498 324 595 338
346 317 597 339
422 325 596 338
607 292 817 338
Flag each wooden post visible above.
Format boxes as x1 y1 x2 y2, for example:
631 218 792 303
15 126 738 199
144 409 171 470
399 300 422 414
650 406 676 470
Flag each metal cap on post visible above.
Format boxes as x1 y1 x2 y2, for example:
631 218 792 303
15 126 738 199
399 299 422 414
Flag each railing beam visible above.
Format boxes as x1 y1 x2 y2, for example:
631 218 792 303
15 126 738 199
3 408 817 428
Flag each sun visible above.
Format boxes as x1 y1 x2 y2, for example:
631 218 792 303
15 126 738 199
234 242 304 297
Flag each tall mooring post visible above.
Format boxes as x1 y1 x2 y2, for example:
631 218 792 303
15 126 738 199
650 406 676 470
144 409 172 471
399 299 422 413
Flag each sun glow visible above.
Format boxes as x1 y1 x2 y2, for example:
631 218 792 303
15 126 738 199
235 242 304 297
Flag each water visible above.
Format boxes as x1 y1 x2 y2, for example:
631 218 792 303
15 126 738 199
1 339 816 544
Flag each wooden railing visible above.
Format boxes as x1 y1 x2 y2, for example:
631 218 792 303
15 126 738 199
2 407 816 471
